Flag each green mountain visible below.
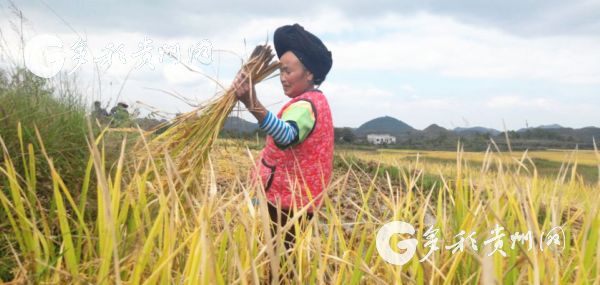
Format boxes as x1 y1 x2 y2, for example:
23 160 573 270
423 124 449 134
216 114 600 150
454 127 501 136
354 116 415 136
500 126 600 148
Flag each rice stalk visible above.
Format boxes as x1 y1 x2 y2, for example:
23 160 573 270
139 44 279 187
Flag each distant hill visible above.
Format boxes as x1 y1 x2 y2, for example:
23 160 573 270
576 127 600 142
510 126 600 142
454 127 501 136
350 117 599 150
518 124 564 132
355 116 415 136
537 124 564 129
423 124 449 134
222 116 258 133
412 124 454 142
217 114 600 150
489 126 600 150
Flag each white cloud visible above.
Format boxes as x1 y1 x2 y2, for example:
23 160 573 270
3 5 599 130
319 81 459 128
328 12 600 84
486 96 522 108
400 84 416 94
162 64 203 85
486 95 558 110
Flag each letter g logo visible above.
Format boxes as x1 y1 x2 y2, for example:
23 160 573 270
24 34 65 79
376 221 418 265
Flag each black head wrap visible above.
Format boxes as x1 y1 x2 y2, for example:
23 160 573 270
274 24 332 85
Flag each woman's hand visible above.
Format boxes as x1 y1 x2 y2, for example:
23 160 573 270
232 70 256 106
232 69 268 124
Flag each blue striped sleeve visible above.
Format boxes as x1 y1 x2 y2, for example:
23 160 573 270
259 111 298 146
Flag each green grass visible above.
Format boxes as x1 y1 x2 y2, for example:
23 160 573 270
0 68 90 188
0 67 101 280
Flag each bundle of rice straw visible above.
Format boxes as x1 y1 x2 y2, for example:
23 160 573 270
140 45 279 187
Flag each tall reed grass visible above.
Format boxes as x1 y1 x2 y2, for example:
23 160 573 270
1 128 599 284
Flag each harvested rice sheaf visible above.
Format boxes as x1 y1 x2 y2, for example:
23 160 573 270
138 45 279 186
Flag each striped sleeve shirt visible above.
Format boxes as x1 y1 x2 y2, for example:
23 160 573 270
259 101 316 148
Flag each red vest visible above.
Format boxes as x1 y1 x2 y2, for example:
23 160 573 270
255 90 334 212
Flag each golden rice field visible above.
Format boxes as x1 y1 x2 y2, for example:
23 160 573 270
1 132 600 284
339 147 600 187
347 148 600 167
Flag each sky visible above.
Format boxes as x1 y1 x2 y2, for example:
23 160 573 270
1 0 599 130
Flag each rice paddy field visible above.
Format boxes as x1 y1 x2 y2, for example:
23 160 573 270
339 147 600 186
1 40 599 285
1 129 599 284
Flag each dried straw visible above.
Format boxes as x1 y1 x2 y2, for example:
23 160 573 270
139 45 279 186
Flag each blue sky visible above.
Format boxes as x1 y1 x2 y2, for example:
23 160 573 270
1 0 599 130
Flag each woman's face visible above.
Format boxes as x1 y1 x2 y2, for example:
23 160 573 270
279 51 314 98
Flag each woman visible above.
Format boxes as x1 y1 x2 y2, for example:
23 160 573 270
233 23 334 249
